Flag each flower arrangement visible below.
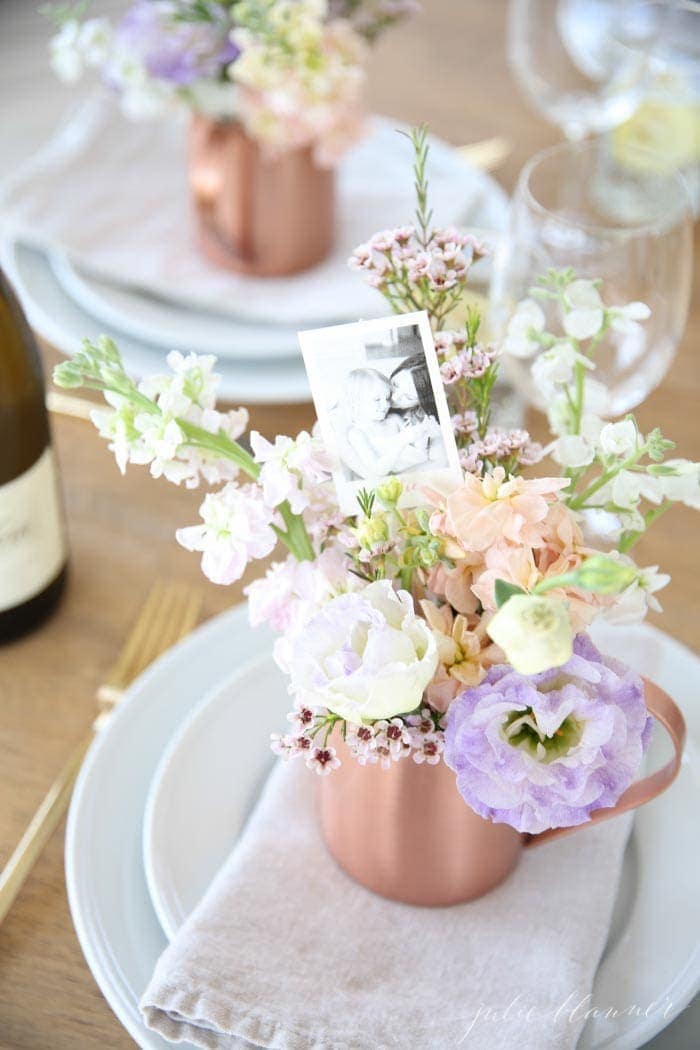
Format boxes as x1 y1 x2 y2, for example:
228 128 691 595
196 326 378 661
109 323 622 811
54 128 698 835
47 0 417 162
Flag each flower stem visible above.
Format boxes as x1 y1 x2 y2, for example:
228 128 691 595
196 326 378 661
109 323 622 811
177 419 260 479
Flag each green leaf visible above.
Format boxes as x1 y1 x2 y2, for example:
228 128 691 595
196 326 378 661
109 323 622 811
494 579 526 608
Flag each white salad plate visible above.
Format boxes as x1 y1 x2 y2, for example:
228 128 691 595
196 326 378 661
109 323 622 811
0 240 313 403
48 251 302 362
66 608 700 1050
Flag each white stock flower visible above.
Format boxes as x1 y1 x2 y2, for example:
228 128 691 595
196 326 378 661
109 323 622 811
599 419 639 458
582 377 611 417
552 434 596 469
551 412 605 467
502 299 546 358
652 460 700 508
609 301 651 333
603 563 670 625
251 430 330 513
50 18 112 82
286 580 439 723
78 17 112 66
176 483 277 585
107 48 174 119
245 548 348 635
562 279 604 340
531 340 592 395
50 21 84 82
134 414 187 481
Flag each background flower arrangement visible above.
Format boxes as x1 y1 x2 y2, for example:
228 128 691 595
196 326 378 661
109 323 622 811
47 0 418 162
54 127 699 836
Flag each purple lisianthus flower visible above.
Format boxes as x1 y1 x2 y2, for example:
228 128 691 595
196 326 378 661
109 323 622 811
444 634 652 835
117 1 238 86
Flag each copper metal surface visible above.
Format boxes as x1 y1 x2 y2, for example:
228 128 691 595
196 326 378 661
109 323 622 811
188 115 335 277
317 677 686 906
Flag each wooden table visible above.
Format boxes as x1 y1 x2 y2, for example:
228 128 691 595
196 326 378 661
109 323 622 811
0 2 698 1047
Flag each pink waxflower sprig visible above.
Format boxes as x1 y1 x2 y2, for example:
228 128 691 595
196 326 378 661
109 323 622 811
349 126 488 330
436 310 543 478
350 127 541 480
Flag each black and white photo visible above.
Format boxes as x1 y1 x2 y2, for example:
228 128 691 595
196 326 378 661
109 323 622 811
299 311 461 512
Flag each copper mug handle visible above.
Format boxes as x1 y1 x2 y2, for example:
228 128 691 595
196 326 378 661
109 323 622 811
527 677 686 847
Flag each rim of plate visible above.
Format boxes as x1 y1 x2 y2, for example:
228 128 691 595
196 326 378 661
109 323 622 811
1 240 313 404
65 604 266 1049
48 251 303 362
142 651 273 940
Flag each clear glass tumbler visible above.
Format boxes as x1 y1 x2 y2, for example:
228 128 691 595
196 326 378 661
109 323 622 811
490 137 693 415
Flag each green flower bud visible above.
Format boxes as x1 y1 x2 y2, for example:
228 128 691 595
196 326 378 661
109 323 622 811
573 555 637 595
376 478 403 505
487 595 573 675
356 514 389 549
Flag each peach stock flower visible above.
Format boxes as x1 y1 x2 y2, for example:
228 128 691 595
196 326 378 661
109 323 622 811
442 467 570 551
425 558 481 615
420 600 502 711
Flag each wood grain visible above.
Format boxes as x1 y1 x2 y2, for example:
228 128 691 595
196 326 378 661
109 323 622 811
0 1 698 1046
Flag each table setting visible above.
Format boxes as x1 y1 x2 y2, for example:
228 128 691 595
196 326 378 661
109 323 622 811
0 2 699 1049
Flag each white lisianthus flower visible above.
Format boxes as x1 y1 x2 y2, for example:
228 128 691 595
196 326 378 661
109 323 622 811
286 580 439 723
486 595 573 675
599 419 639 458
176 483 277 585
502 299 545 358
562 279 604 340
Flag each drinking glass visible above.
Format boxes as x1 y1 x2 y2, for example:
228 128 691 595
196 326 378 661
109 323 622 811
490 138 693 415
609 0 700 214
507 0 670 140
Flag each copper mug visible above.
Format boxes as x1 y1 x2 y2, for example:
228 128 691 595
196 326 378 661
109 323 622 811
188 115 335 277
317 678 686 906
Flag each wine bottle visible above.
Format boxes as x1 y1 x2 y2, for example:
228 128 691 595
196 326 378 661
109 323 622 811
0 269 68 640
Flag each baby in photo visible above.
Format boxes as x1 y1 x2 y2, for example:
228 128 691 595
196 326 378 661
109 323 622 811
299 311 460 513
343 367 444 480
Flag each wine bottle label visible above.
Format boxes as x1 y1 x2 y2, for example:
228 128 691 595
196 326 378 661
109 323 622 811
0 447 67 613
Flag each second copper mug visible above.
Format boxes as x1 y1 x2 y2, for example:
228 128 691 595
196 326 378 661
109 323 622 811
188 115 335 277
316 677 685 906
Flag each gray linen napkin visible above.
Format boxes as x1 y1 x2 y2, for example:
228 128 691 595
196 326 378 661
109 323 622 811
140 759 632 1050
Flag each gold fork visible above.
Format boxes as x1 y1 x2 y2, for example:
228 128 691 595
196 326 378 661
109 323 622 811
0 581 203 925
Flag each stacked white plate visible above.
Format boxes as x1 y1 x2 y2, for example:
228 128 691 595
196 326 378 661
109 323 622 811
65 608 700 1049
0 95 508 402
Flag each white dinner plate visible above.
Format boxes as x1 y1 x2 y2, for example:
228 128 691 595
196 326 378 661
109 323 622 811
1 240 312 403
66 604 272 1050
143 655 289 940
66 609 700 1050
